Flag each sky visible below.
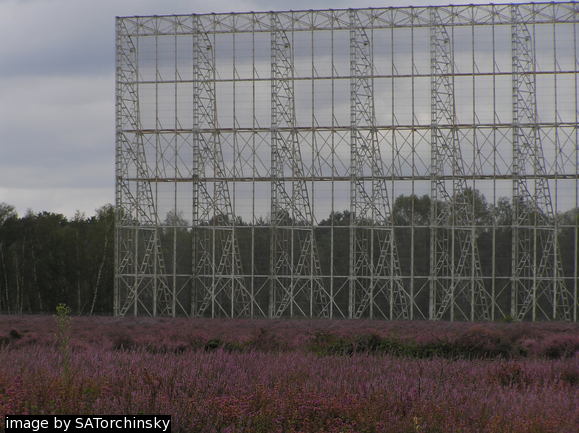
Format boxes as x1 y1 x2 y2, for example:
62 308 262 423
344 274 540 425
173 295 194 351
0 0 550 218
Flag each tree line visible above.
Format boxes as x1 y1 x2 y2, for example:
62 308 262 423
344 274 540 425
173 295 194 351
0 191 576 315
0 203 114 314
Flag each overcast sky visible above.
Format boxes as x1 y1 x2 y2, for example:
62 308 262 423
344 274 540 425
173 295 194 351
0 0 544 217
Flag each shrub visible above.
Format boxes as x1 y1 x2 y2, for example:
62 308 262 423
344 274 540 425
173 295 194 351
491 363 531 387
55 303 72 377
0 336 9 348
560 367 579 386
202 338 243 352
353 334 382 353
245 328 285 352
111 334 135 351
9 330 22 340
453 326 512 359
541 335 579 359
307 331 354 356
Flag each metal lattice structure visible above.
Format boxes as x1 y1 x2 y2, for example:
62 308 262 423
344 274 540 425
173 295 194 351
429 8 492 321
115 2 578 321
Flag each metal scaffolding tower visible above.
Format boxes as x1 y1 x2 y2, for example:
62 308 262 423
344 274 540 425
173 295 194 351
115 2 579 321
349 10 409 319
115 18 173 317
191 19 252 318
510 6 573 321
429 8 492 321
270 14 330 318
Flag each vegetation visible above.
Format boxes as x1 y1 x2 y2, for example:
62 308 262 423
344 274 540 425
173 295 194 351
0 203 114 314
0 191 576 315
0 193 575 432
2 315 577 359
0 317 577 432
54 303 72 379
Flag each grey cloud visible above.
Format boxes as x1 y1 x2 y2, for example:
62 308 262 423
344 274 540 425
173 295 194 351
0 0 557 218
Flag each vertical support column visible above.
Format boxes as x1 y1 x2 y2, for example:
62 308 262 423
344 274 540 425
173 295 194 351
510 5 571 321
172 25 178 318
574 19 578 323
270 13 330 318
429 8 491 321
191 17 251 318
114 17 125 318
349 10 409 320
191 18 213 317
409 12 416 320
114 17 125 317
491 10 498 321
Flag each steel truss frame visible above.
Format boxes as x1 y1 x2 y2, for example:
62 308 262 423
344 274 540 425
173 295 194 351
190 18 253 318
269 15 331 319
349 10 410 320
510 6 573 321
115 2 578 321
429 8 492 321
115 19 173 317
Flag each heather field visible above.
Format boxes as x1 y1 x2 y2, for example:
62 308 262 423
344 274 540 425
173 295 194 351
1 316 578 433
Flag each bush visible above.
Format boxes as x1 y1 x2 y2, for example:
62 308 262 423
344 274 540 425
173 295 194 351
203 338 243 352
244 328 285 352
309 329 526 360
111 334 135 351
453 326 512 359
541 335 579 359
309 332 448 358
9 330 21 340
204 338 222 351
307 331 354 356
55 303 72 378
492 363 531 387
560 367 579 386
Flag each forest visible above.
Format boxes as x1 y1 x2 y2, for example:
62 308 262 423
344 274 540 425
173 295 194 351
0 192 576 315
0 203 114 314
